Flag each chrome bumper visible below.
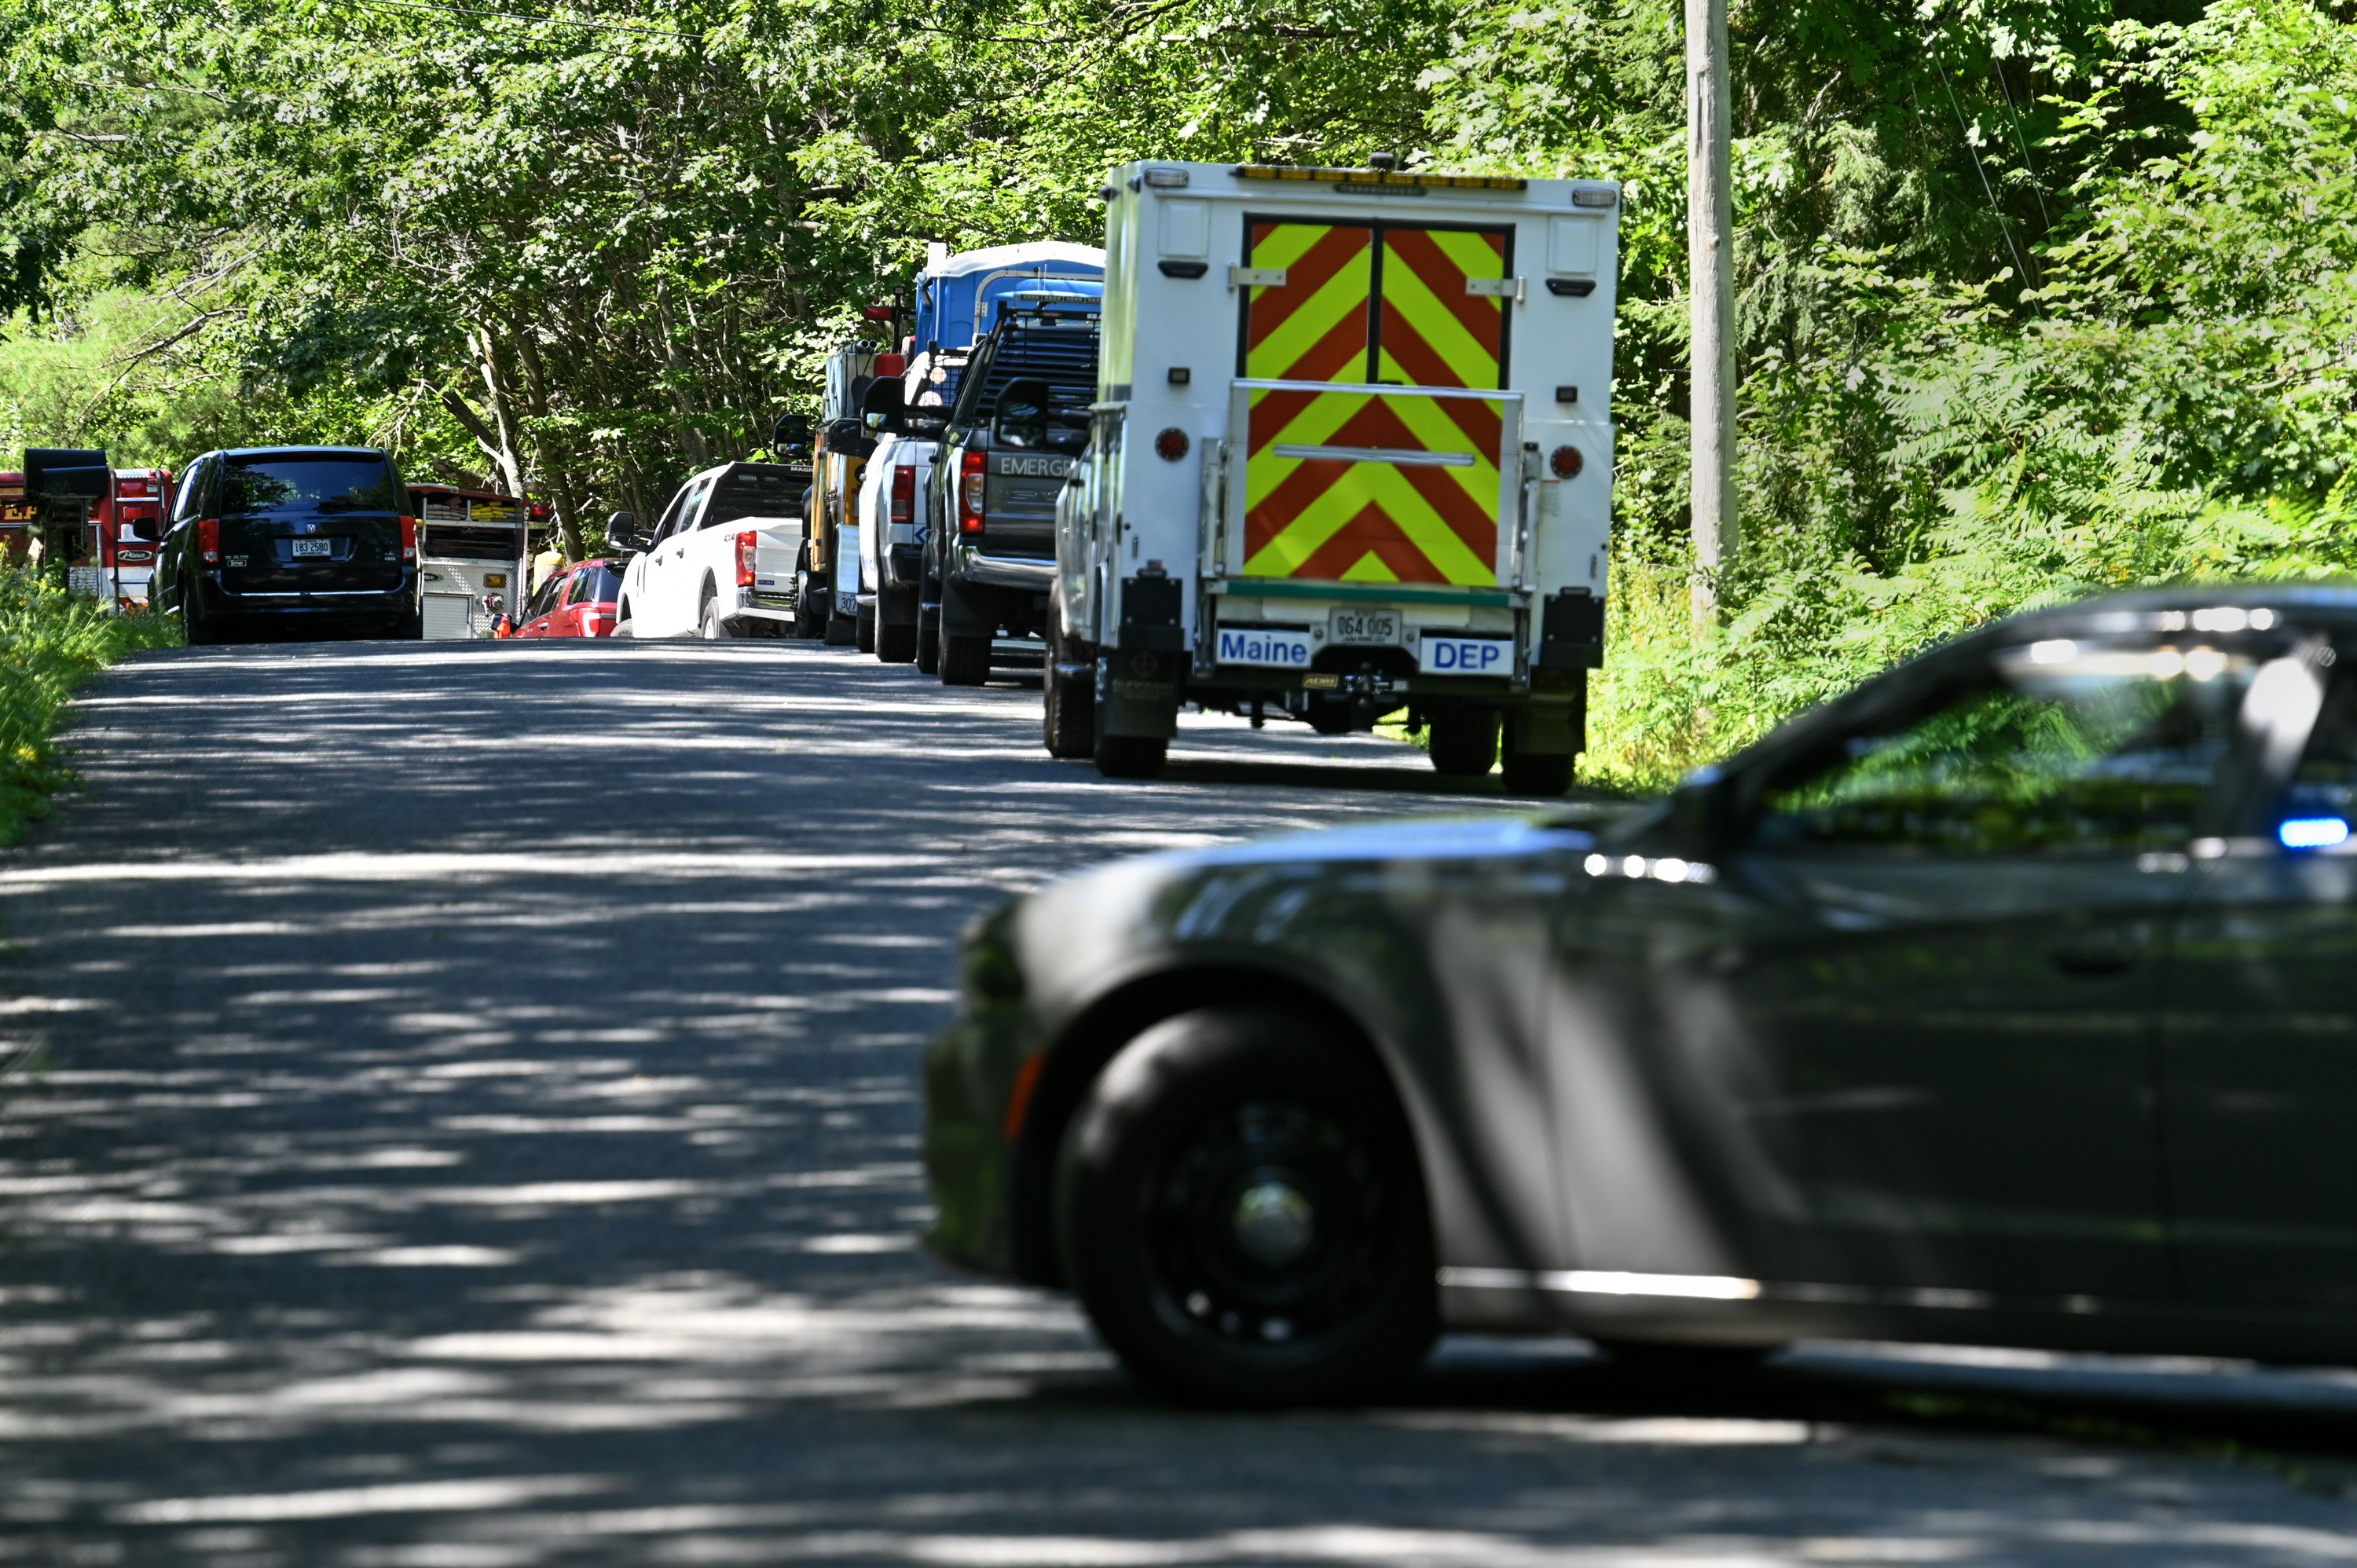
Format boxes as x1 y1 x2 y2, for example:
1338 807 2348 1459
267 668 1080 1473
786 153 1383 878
956 547 1053 593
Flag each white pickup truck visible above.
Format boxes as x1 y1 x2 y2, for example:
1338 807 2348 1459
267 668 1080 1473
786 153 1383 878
610 460 812 639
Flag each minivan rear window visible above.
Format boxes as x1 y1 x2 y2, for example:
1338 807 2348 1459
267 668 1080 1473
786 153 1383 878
224 454 403 515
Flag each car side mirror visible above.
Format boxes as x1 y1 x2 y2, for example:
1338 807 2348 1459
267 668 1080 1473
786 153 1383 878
130 516 162 543
605 510 640 551
859 373 907 433
993 377 1052 450
772 412 812 451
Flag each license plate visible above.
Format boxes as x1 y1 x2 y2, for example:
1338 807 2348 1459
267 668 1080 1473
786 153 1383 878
1329 608 1400 645
291 538 332 559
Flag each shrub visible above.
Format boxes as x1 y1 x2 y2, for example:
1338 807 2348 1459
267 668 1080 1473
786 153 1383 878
0 570 179 841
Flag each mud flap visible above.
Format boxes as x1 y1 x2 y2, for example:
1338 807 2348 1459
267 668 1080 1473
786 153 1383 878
1096 651 1180 740
941 574 995 639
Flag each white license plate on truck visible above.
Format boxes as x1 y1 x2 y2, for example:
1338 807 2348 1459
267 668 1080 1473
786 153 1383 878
1328 609 1399 645
1417 634 1514 676
292 538 332 558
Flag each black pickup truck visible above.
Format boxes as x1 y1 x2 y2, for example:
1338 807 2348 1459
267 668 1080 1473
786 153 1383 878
918 301 1098 686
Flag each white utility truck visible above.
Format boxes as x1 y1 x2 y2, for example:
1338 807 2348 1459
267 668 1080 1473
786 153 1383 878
1047 158 1616 790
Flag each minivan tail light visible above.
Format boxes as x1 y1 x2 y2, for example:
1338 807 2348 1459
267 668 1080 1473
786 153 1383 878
398 515 418 561
891 463 915 524
198 518 221 564
959 451 986 536
735 529 758 588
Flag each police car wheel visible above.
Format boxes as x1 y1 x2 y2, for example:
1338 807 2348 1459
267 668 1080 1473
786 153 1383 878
1054 1008 1437 1407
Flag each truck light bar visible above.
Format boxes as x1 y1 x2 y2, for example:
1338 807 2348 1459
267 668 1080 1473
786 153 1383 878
1231 165 1527 192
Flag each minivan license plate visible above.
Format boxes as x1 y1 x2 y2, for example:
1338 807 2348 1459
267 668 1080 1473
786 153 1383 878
292 538 333 559
1329 609 1399 645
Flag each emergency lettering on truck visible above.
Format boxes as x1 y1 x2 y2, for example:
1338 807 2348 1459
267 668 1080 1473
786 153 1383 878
1047 159 1616 789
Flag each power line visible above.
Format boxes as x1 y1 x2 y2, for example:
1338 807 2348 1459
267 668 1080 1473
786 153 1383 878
1927 35 2032 297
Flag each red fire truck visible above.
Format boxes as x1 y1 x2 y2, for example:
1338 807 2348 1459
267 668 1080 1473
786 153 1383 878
1 466 175 609
0 472 32 563
80 468 174 610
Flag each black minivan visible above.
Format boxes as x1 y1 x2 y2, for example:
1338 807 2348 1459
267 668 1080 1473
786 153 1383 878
153 447 420 643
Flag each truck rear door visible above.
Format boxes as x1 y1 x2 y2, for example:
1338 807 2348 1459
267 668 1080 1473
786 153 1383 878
1230 218 1521 588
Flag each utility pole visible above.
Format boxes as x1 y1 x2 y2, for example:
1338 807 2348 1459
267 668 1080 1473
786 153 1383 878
1687 0 1736 630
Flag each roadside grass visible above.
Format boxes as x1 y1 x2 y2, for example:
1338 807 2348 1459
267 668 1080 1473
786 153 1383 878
0 570 180 842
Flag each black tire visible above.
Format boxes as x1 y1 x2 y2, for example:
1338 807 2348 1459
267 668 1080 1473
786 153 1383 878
698 590 731 640
794 559 828 640
915 602 941 674
1428 708 1500 779
1500 746 1573 797
1054 1008 1438 1406
183 580 219 646
1044 650 1096 760
877 617 917 664
856 601 877 654
939 614 990 687
1094 731 1168 779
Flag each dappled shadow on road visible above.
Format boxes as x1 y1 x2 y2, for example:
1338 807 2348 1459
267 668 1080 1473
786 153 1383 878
0 640 2348 1566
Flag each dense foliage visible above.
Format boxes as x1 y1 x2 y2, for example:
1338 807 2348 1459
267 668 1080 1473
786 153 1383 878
0 568 178 840
4 0 2352 784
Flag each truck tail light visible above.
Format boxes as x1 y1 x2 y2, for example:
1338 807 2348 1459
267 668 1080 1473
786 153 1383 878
198 518 220 564
959 451 986 537
891 464 915 524
398 515 418 560
735 529 758 588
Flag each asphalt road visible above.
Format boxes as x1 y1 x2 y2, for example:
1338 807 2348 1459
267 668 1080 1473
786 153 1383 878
2 636 2355 1568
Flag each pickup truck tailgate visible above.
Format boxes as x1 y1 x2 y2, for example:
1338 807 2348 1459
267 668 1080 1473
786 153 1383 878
735 515 806 601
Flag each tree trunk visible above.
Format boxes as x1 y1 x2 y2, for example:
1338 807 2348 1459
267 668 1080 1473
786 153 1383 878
653 293 710 470
467 324 529 497
511 331 587 561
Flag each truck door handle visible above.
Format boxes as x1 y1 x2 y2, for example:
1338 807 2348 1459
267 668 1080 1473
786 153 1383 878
2048 938 2135 978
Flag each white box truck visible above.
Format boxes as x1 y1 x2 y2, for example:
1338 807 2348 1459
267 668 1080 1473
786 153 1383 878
1047 158 1617 792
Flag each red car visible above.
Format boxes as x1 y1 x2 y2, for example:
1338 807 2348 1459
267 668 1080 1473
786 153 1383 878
515 558 623 638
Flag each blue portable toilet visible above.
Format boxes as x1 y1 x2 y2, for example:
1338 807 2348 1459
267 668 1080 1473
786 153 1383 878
912 242 1105 357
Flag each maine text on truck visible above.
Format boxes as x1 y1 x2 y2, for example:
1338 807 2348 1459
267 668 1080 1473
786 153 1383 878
1047 159 1616 789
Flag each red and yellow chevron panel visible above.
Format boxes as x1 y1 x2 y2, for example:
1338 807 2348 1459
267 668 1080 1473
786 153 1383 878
1243 223 1373 383
1239 387 1508 587
1377 227 1508 391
